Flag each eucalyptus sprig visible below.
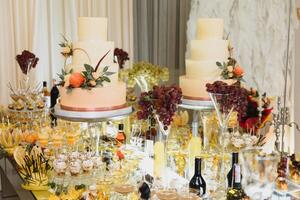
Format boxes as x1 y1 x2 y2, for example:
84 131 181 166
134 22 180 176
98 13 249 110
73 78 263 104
80 64 115 89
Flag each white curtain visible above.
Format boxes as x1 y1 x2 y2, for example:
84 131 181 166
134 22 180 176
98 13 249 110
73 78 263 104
0 0 134 105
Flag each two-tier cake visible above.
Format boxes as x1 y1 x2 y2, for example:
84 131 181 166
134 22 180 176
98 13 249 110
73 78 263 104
59 17 126 111
180 18 229 100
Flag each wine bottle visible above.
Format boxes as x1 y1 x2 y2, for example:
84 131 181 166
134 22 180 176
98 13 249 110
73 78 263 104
189 157 206 197
50 79 59 108
227 152 239 187
50 79 59 127
42 81 51 108
226 164 246 200
116 124 126 146
188 121 202 177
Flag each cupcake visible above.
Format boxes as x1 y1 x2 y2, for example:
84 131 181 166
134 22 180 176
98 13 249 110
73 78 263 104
82 159 94 173
57 154 68 161
53 159 67 176
69 160 81 176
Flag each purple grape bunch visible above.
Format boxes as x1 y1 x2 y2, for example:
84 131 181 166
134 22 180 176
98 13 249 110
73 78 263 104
16 50 39 75
206 81 248 120
137 85 182 130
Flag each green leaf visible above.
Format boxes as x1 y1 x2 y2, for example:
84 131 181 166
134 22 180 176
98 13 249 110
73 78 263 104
84 64 94 73
69 68 73 74
102 76 111 82
217 65 224 70
96 80 103 86
103 66 109 72
223 62 226 67
82 71 89 78
104 71 115 76
58 74 65 81
216 62 222 67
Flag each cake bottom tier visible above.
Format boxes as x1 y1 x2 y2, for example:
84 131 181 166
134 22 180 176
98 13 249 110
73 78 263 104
179 75 216 100
60 82 126 111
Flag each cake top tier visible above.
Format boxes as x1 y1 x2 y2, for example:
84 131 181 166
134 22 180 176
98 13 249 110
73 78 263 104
78 17 108 41
196 18 224 40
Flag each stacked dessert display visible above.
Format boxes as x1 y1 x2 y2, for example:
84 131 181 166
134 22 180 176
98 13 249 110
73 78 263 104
59 17 127 112
180 18 229 104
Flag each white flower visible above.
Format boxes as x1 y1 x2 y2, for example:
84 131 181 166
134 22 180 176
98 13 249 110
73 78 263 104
228 72 234 78
232 137 244 148
232 131 240 137
250 135 258 143
64 74 71 87
227 65 234 72
62 46 71 54
92 71 101 80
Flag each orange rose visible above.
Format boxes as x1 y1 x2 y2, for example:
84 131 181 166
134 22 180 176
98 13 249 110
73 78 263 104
233 66 244 77
69 73 85 88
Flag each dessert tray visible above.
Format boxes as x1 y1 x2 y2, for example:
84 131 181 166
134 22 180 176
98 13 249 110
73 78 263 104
53 105 133 122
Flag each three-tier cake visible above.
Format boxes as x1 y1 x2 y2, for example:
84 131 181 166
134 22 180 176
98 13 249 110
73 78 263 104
180 18 229 100
59 17 126 111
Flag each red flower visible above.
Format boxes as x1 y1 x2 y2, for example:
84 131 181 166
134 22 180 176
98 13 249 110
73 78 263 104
116 150 125 160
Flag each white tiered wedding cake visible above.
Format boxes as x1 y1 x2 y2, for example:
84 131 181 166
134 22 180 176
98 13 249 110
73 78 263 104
180 18 229 100
60 17 126 111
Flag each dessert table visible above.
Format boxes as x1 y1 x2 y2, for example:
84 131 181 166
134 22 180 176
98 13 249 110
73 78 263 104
0 153 294 200
0 157 50 200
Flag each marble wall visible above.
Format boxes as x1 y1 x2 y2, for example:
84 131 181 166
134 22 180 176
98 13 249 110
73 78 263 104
187 0 298 151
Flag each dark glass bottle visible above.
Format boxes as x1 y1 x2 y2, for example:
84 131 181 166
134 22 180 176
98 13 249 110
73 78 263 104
189 157 206 196
50 79 59 108
50 79 59 127
226 164 246 200
227 152 239 187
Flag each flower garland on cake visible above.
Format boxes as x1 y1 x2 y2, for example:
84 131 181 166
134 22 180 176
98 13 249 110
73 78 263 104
57 37 115 91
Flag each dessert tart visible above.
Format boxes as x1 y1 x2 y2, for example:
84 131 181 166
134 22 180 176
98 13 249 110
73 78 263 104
69 160 81 176
82 159 94 173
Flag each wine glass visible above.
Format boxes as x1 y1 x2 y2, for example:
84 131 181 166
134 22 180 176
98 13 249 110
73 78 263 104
241 147 279 199
208 92 235 195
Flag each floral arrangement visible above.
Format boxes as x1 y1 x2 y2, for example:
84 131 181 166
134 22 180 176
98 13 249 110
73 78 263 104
57 51 115 91
137 85 182 131
59 35 73 58
120 62 169 91
114 48 129 69
16 50 39 75
206 81 272 134
239 89 272 132
217 43 244 81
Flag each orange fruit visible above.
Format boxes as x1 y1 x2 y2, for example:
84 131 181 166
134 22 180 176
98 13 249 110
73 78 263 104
233 66 244 77
69 73 85 88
